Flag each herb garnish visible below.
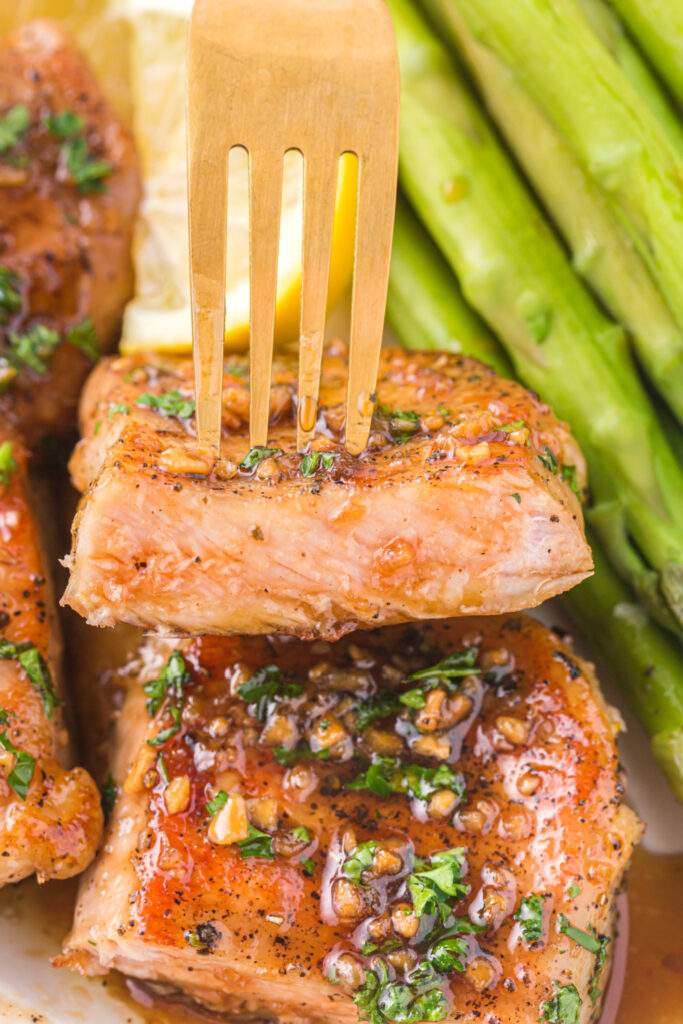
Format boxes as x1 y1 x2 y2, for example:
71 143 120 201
237 664 303 721
300 450 339 477
291 825 311 843
348 757 464 807
0 267 21 324
514 893 546 945
143 650 190 717
100 774 117 820
354 690 401 731
540 983 582 1024
0 441 16 487
399 647 479 707
351 956 448 1024
0 105 29 153
147 705 182 748
45 109 112 193
238 824 275 860
538 445 559 474
561 463 581 496
137 389 196 420
0 708 35 801
108 402 129 419
66 318 99 361
342 840 378 883
589 935 610 1003
239 446 282 471
375 405 422 444
8 324 60 373
302 857 316 876
206 789 228 817
0 639 58 718
557 913 602 953
499 420 526 433
272 742 329 766
407 848 468 920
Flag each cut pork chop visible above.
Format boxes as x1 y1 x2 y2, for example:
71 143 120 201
0 19 140 448
63 346 592 638
0 432 102 885
61 615 640 1023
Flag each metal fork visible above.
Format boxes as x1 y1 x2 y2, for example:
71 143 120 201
187 0 399 457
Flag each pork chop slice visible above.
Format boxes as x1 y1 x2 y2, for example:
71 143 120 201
0 19 140 448
61 615 640 1024
0 432 102 885
63 345 592 638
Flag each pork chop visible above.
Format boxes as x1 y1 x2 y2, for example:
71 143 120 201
61 615 639 1023
63 346 592 638
0 19 140 448
0 432 102 885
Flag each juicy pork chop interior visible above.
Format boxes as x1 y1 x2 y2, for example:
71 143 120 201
63 345 592 638
61 615 640 1024
0 19 140 448
0 433 102 886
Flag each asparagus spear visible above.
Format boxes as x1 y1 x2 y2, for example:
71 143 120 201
423 0 683 425
606 0 683 109
387 0 683 633
564 533 683 803
578 0 683 156
453 0 683 335
388 197 512 376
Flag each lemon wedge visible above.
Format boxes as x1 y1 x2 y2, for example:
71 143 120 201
116 1 357 355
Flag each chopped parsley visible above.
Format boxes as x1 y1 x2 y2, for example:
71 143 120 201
184 921 220 954
0 267 21 324
206 789 228 817
100 774 117 820
65 136 112 193
291 825 311 843
302 857 316 876
351 958 448 1024
558 914 602 954
348 757 464 806
566 882 581 899
499 420 526 433
540 983 582 1024
0 441 16 487
538 445 559 474
514 893 546 946
300 450 339 477
8 324 60 374
44 110 83 138
0 708 35 801
342 840 378 883
238 824 274 860
561 463 581 496
0 105 29 153
66 318 99 361
108 402 129 420
375 405 421 444
354 690 401 731
239 446 282 471
399 647 480 707
157 754 170 786
137 389 196 420
147 705 182 747
272 742 328 766
237 664 303 720
589 935 610 1003
407 848 468 920
143 650 190 717
0 639 58 718
511 492 522 504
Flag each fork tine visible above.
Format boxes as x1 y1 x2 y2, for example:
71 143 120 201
248 147 284 449
187 135 228 457
296 150 339 451
344 148 398 455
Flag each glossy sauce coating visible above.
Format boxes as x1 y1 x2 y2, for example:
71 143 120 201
63 616 639 1024
0 19 140 447
0 433 102 885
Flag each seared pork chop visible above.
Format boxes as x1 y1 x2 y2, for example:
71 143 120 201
64 346 592 638
61 615 639 1023
0 20 140 448
0 432 102 885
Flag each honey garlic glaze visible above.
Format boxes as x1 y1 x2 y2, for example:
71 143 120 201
61 615 640 1024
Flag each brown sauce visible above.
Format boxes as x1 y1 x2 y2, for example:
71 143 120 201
616 848 683 1024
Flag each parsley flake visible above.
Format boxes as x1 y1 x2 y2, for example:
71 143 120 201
0 639 59 718
514 893 546 945
100 774 117 820
300 450 339 477
206 789 228 817
8 324 60 373
540 983 582 1024
0 105 29 153
0 441 16 487
137 389 196 420
0 267 21 324
558 914 602 954
66 318 99 361
407 848 468 920
239 446 282 471
238 824 274 859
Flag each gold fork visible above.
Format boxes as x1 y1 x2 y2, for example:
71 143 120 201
187 0 399 457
